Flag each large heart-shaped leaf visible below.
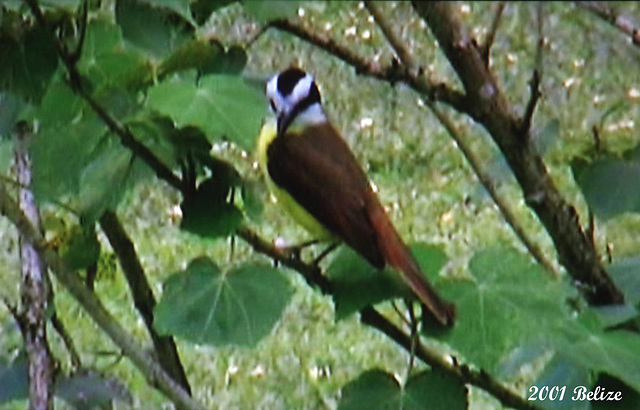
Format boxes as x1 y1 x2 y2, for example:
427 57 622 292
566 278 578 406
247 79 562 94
154 257 292 346
146 74 266 150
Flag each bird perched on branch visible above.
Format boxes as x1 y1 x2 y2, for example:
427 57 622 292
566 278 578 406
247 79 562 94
257 67 455 326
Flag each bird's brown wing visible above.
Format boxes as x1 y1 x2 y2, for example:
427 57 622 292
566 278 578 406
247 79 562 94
266 123 384 269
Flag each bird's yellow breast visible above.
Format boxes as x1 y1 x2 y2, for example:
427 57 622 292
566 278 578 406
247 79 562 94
257 119 333 240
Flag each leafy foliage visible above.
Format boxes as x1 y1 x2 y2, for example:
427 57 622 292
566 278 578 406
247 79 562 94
154 257 292 346
338 369 467 410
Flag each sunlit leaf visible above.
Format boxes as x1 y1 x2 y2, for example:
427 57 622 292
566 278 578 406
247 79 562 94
338 369 467 410
146 74 266 150
154 258 292 346
141 0 194 25
327 243 447 320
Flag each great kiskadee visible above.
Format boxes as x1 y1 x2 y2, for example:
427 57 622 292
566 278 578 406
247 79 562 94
257 67 455 326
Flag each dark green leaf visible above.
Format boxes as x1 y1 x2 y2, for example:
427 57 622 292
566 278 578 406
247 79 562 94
158 39 224 78
338 369 467 410
115 0 190 57
0 93 25 138
0 24 57 102
180 177 243 238
0 357 28 404
243 1 302 22
338 369 401 410
190 0 237 25
327 243 447 320
572 148 640 220
534 355 592 410
496 342 550 380
591 305 639 328
199 45 248 76
434 246 577 371
146 74 266 150
154 258 292 346
56 370 132 408
57 224 101 271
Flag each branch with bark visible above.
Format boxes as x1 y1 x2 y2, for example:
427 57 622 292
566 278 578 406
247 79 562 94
577 1 640 46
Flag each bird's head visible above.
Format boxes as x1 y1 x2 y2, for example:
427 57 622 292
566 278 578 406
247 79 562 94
266 67 325 135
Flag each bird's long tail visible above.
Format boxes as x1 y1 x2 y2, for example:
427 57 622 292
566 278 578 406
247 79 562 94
368 204 456 326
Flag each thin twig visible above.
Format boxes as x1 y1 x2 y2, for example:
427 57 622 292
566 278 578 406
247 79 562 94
364 2 418 69
479 2 506 65
576 1 640 46
520 3 544 136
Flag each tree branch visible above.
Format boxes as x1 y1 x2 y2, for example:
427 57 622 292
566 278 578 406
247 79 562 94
99 210 192 394
412 1 623 305
576 1 640 46
479 2 506 66
12 124 54 410
236 225 537 410
268 18 469 113
0 182 205 410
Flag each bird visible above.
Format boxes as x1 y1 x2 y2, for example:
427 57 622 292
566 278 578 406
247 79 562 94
256 67 455 326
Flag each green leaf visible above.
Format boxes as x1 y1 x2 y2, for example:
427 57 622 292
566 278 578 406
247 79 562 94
199 45 248 76
608 257 640 305
75 140 149 222
115 0 190 57
78 19 150 92
31 111 105 203
141 0 194 25
158 39 224 78
558 316 640 392
154 258 292 346
572 147 640 220
57 224 101 271
0 24 58 102
534 355 592 410
327 243 447 320
243 1 302 22
338 369 467 410
180 177 243 238
146 74 266 150
0 357 28 404
0 92 25 138
55 370 132 408
435 246 576 371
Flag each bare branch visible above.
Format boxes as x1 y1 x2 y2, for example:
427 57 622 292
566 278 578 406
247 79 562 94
520 3 544 136
268 19 469 112
412 1 623 305
479 2 506 65
426 101 559 276
577 1 640 46
364 1 418 69
237 225 536 410
99 210 192 394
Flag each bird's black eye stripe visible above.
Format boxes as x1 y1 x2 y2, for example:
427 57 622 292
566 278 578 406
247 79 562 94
269 98 276 112
277 67 307 96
